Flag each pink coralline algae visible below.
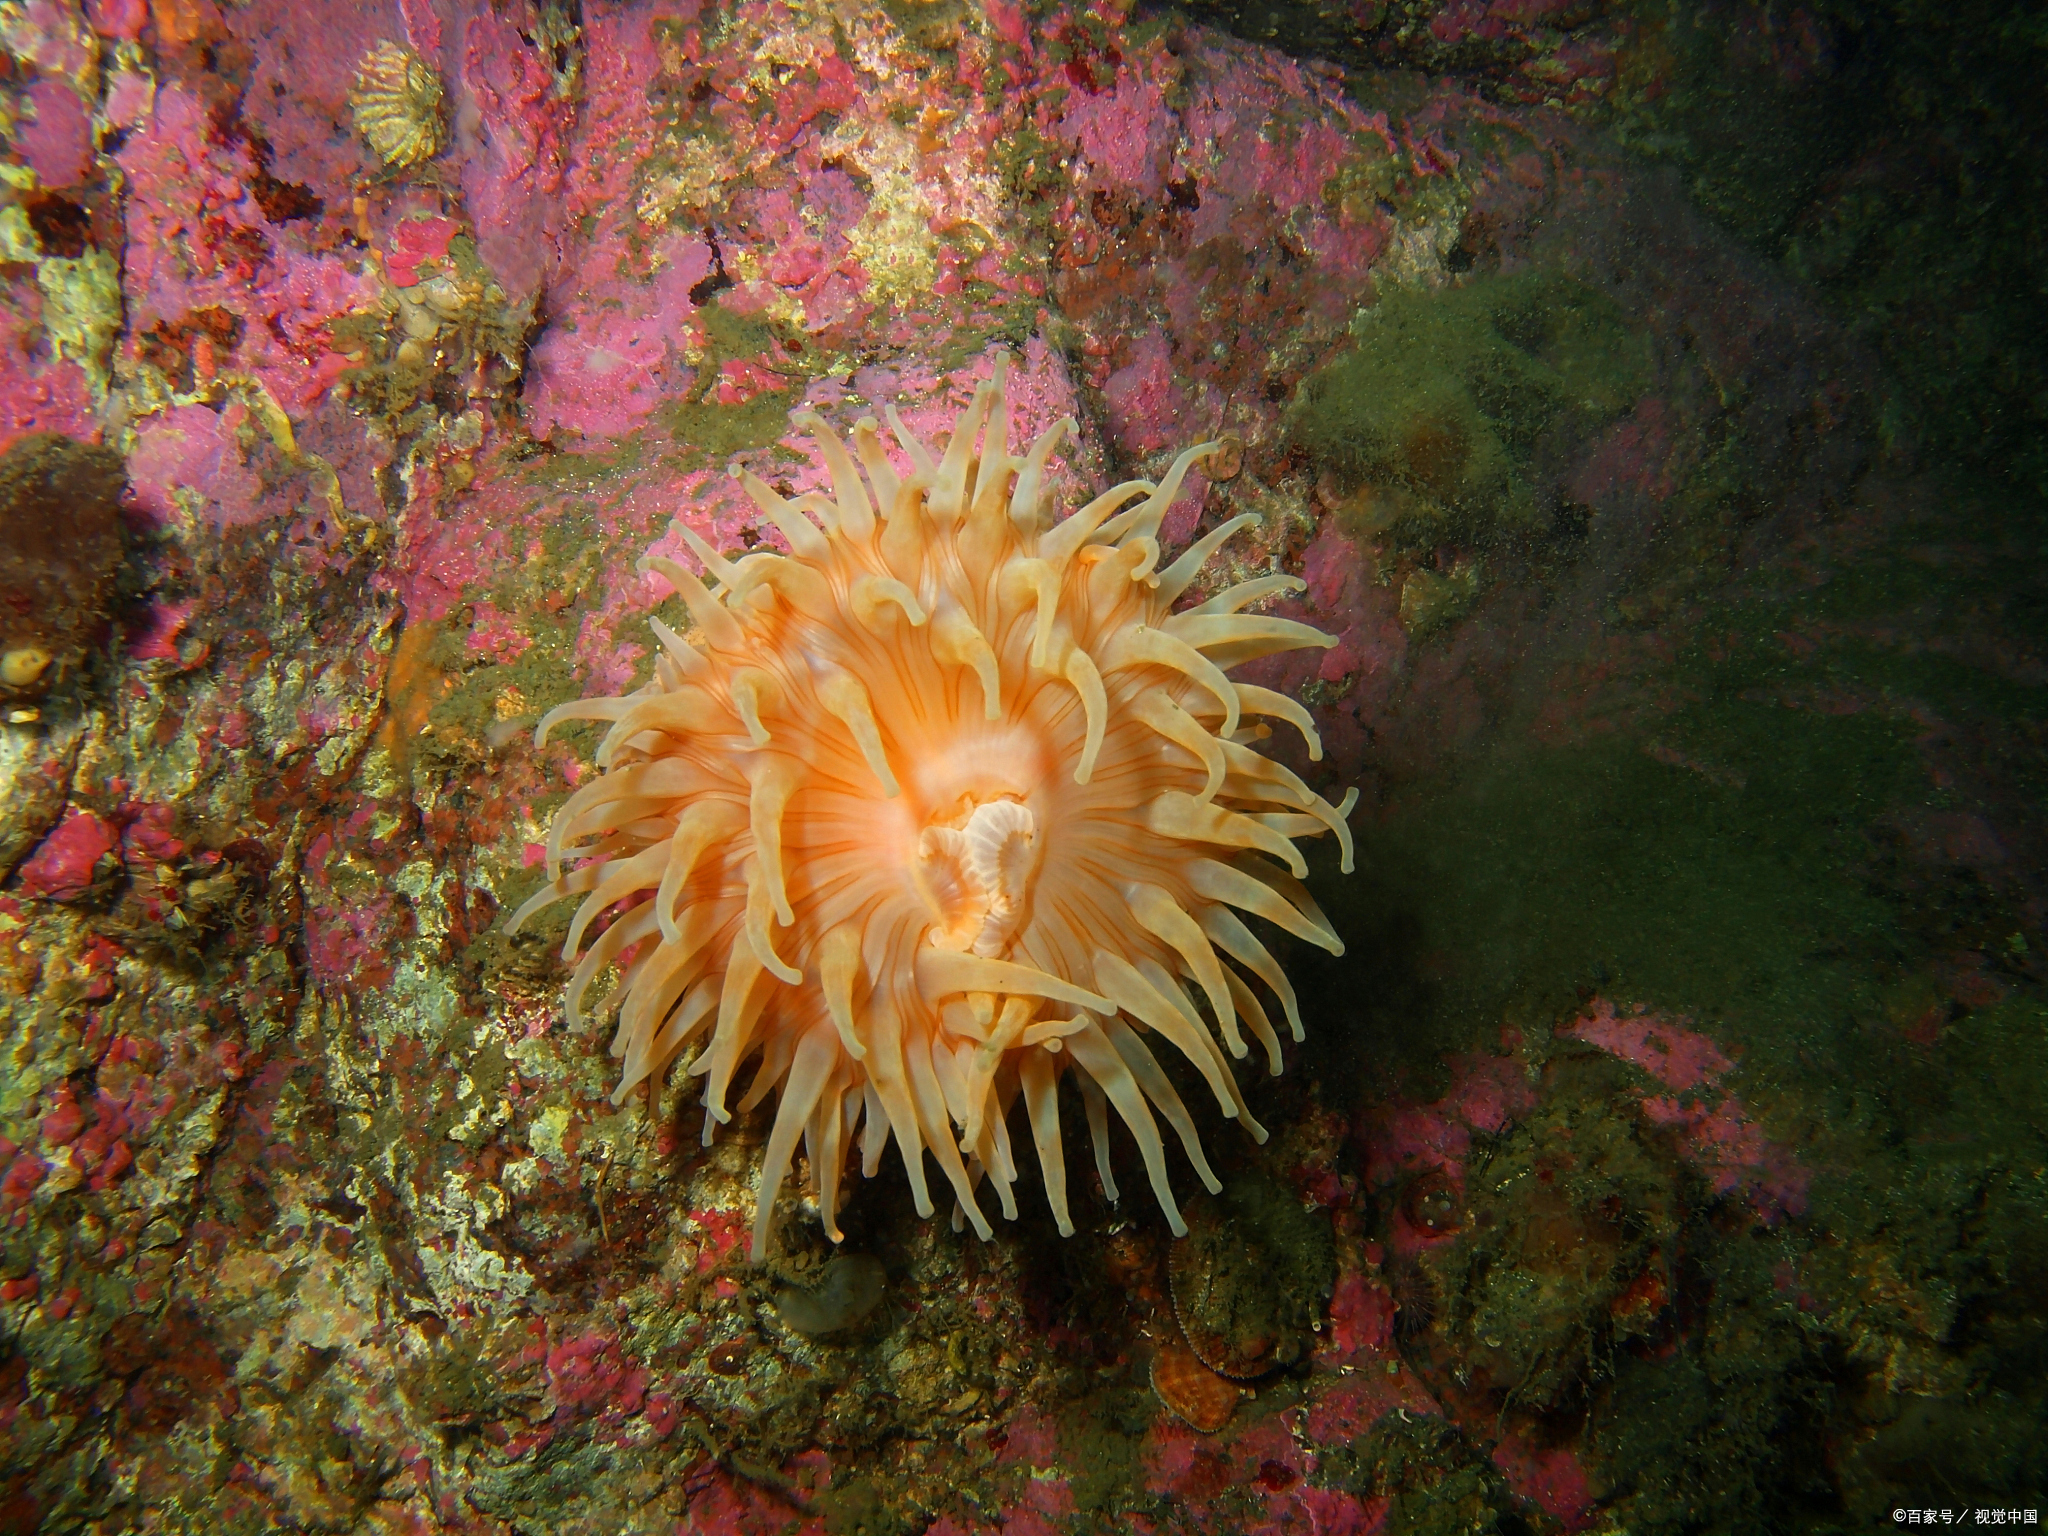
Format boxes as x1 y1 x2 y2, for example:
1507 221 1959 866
0 306 97 455
1323 1269 1398 1357
1058 64 1177 200
546 1332 650 1422
16 806 118 901
123 402 264 530
382 215 459 288
122 598 195 661
1491 1433 1598 1531
1558 996 1735 1090
116 81 378 414
1362 1046 1538 1200
15 77 95 187
520 236 712 442
1563 998 1810 1220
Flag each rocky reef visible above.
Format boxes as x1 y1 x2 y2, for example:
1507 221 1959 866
0 0 2041 1532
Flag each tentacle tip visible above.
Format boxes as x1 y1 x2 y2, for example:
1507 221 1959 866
1056 1219 1075 1238
1166 1212 1189 1237
1201 1172 1224 1194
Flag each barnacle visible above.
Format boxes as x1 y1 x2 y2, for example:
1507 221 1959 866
350 42 446 170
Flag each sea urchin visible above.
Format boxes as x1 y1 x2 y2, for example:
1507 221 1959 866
513 357 1355 1260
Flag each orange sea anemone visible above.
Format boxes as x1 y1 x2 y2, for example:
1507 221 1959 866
513 357 1355 1260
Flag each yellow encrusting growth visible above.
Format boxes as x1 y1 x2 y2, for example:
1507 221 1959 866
514 357 1357 1260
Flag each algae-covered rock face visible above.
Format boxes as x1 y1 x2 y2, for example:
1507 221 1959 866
1384 1056 1686 1416
1289 268 1650 550
0 433 125 706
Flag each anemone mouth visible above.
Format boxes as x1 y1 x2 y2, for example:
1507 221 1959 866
513 353 1357 1260
916 795 1038 958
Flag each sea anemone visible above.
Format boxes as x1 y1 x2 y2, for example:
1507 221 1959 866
513 357 1355 1260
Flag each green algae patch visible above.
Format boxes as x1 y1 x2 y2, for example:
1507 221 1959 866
656 384 803 467
1320 645 1927 1089
1289 267 1651 549
37 250 122 400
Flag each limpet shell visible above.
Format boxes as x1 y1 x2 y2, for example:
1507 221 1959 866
1150 1337 1239 1434
1167 1185 1326 1380
772 1253 886 1336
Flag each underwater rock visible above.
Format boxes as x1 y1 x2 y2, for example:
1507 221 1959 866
1375 1053 1685 1417
773 1253 887 1336
0 432 125 708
